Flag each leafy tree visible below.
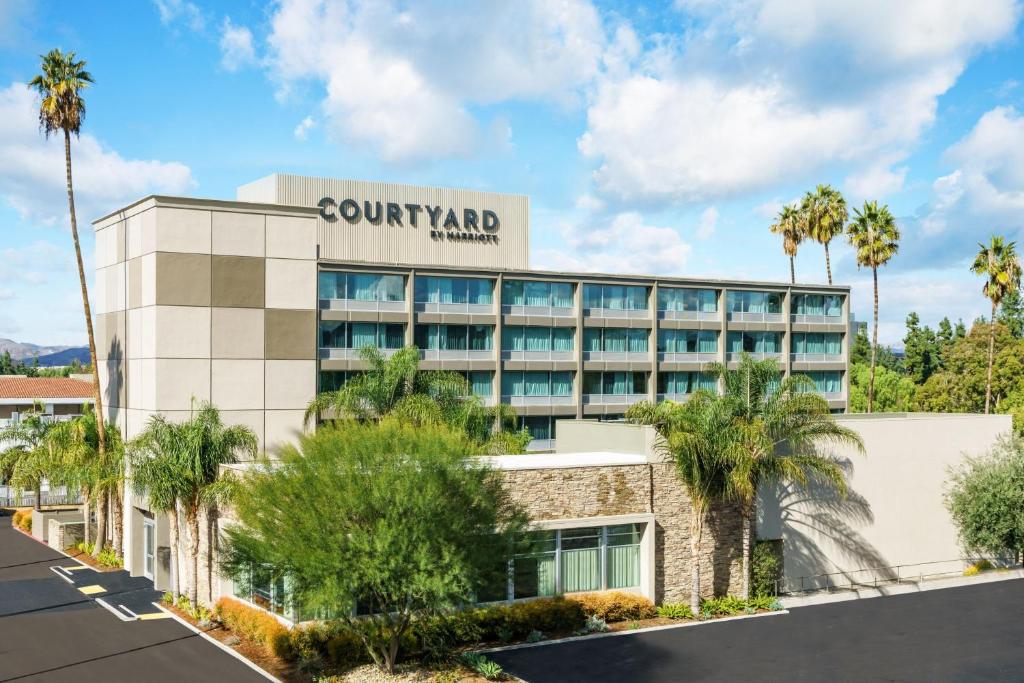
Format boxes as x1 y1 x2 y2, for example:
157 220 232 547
945 435 1024 563
903 312 939 384
846 200 900 412
29 50 107 462
220 420 528 673
999 289 1024 339
849 362 916 413
0 351 13 375
769 204 804 284
801 184 848 285
850 323 901 372
972 236 1022 413
0 407 58 510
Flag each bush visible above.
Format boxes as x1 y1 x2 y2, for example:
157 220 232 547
216 598 291 657
656 602 694 620
700 596 747 617
12 508 32 532
475 597 586 641
964 559 995 576
751 540 783 597
459 653 504 681
326 631 370 670
567 591 656 623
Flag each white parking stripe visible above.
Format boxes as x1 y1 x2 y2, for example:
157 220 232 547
48 566 75 584
96 597 136 622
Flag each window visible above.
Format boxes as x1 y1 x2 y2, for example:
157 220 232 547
657 329 718 353
792 333 843 355
793 294 843 317
319 371 360 392
513 530 557 599
561 527 602 593
657 288 717 312
318 272 405 301
583 284 649 311
606 524 642 589
727 331 781 354
414 325 494 351
232 565 294 619
657 372 717 395
583 328 648 353
726 291 782 314
801 371 843 394
502 371 573 397
502 280 574 308
319 322 404 349
414 276 494 305
583 371 647 395
502 326 574 352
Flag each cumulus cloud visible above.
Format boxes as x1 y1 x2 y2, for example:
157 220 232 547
219 17 257 72
580 0 1020 204
534 212 692 276
261 0 606 162
293 115 317 141
154 0 205 32
845 156 908 200
0 241 73 287
695 206 718 239
0 82 194 226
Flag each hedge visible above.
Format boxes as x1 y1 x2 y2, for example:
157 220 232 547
566 591 656 622
11 509 32 533
215 598 291 658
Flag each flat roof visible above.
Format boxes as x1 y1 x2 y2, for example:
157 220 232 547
478 452 651 470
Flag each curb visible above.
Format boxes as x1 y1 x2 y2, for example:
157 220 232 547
154 603 282 683
480 608 789 654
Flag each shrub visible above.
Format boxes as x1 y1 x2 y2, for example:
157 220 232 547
574 614 609 635
751 540 783 597
964 559 995 576
12 509 32 532
216 598 291 657
459 653 504 681
699 596 746 617
568 591 656 623
656 603 694 620
325 631 370 670
476 597 586 641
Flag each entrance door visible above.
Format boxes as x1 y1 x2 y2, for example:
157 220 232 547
143 519 156 581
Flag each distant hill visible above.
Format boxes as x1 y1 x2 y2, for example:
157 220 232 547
0 338 89 366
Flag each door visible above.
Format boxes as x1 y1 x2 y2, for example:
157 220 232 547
143 519 155 581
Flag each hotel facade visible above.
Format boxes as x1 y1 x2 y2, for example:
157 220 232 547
93 173 851 452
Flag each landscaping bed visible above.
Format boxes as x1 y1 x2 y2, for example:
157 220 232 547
63 543 123 571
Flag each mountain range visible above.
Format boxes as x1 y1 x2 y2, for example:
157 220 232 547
0 338 90 366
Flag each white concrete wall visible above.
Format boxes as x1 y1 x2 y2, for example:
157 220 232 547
554 419 659 458
758 413 1013 592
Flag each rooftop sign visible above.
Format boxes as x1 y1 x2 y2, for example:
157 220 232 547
317 197 500 244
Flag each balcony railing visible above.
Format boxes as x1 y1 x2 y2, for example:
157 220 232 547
502 395 575 407
657 310 719 321
526 438 556 452
501 350 575 362
726 311 784 323
790 313 844 324
319 298 407 312
583 307 650 320
0 414 78 429
502 304 575 318
319 347 400 360
658 352 719 363
583 351 650 362
790 353 845 363
415 302 494 315
821 391 846 401
419 349 495 361
727 352 783 362
582 394 647 406
657 392 694 403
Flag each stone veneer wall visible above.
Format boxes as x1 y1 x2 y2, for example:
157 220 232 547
502 463 743 604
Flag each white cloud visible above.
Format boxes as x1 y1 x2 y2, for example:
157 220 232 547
534 211 692 276
845 157 908 200
0 288 14 301
293 115 317 141
580 0 1020 203
696 206 718 239
0 241 72 287
262 0 606 162
0 82 194 226
754 199 783 219
154 0 205 31
574 193 605 212
219 17 257 72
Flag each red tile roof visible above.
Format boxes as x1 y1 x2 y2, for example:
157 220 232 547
0 377 95 400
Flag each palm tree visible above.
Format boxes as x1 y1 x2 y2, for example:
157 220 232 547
707 354 863 597
48 409 124 556
626 394 739 613
846 201 900 412
801 184 848 285
29 51 107 486
306 345 527 452
971 236 1022 413
0 407 58 511
769 204 804 284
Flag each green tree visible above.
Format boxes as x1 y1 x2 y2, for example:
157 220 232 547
903 312 939 384
849 363 916 412
999 289 1024 339
29 50 107 465
0 407 58 510
220 420 528 673
801 184 847 285
769 204 804 284
846 200 900 412
971 236 1022 413
0 351 13 375
626 394 740 613
945 435 1024 563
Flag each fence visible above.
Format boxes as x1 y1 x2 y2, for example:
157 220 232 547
1 490 83 508
775 557 1011 596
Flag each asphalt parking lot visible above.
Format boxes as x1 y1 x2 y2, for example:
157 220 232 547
0 515 267 682
491 579 1024 682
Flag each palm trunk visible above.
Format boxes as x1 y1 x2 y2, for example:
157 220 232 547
985 301 996 414
63 130 106 461
689 503 704 615
740 500 754 599
868 266 879 413
170 501 182 600
206 505 218 605
824 242 833 285
111 490 123 556
34 482 41 511
187 506 200 606
92 492 107 556
789 256 795 285
81 489 90 548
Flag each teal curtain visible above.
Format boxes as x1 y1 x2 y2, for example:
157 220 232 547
825 296 842 317
469 371 492 397
318 272 344 299
628 329 648 353
699 289 717 312
604 372 628 394
503 280 524 306
348 274 376 301
806 333 824 354
414 277 432 303
583 284 602 309
698 331 717 353
378 324 404 349
748 292 765 313
525 327 550 351
437 278 454 303
502 372 524 397
811 372 841 393
727 332 743 353
604 328 626 352
380 275 404 301
319 321 345 348
657 288 676 312
561 548 601 593
694 373 717 392
657 329 670 353
350 322 376 348
625 287 647 310
524 371 550 396
524 281 549 307
552 327 573 351
584 328 602 352
604 286 626 310
469 325 492 350
502 326 523 351
824 334 842 355
606 545 640 589
793 333 805 354
583 372 602 394
766 293 782 313
551 372 573 396
551 283 573 308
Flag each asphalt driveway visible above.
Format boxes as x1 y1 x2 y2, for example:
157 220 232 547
491 579 1024 682
0 515 268 682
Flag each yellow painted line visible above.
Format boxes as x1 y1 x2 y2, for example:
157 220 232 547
137 612 172 621
78 585 106 595
63 565 90 571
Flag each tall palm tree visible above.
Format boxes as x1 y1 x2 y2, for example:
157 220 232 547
971 236 1022 413
801 184 848 285
626 394 739 613
28 51 106 484
846 201 900 412
707 354 863 597
0 407 59 511
769 204 804 284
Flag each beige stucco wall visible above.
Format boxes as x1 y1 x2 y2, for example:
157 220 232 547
757 413 1014 591
554 420 660 457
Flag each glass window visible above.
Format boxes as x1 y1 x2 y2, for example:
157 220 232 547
560 527 601 593
468 279 493 305
318 272 405 301
319 371 358 392
467 371 493 397
728 331 781 354
728 291 782 313
606 524 641 589
583 284 648 311
804 371 842 394
583 284 603 309
502 280 524 306
318 271 345 300
414 325 493 351
551 283 574 308
415 277 493 305
552 327 574 351
513 530 557 599
524 281 549 307
657 288 717 312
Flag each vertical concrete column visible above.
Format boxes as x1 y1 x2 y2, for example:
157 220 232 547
494 273 503 409
718 288 729 394
782 287 792 378
575 279 585 419
649 282 659 403
406 269 416 347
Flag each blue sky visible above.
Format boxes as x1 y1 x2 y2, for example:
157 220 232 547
1 0 1023 346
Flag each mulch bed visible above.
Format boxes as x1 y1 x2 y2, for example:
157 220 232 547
63 546 123 572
